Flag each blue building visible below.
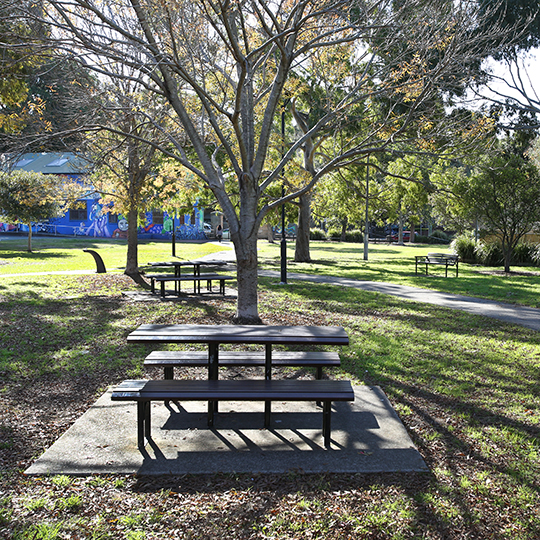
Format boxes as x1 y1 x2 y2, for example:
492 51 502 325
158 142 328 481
1 152 208 240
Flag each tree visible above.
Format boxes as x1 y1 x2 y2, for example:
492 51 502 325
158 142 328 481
87 76 192 282
8 0 516 321
470 0 540 131
0 170 88 251
384 157 429 244
430 158 477 234
312 165 370 240
468 147 540 272
0 57 96 152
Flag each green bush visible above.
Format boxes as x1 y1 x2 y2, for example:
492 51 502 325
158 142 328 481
431 229 449 241
327 227 342 240
417 235 450 245
451 233 476 262
512 243 536 265
344 229 363 243
309 228 327 241
474 241 504 266
531 244 540 267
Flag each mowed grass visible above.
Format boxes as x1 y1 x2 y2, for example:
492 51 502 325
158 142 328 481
0 235 227 274
1 284 540 537
259 240 540 308
1 237 540 538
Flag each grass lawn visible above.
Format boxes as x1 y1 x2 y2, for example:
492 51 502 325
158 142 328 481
259 240 540 308
0 235 226 274
0 237 539 538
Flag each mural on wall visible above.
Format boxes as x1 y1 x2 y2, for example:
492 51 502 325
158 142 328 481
112 215 129 238
139 211 163 235
163 215 174 233
86 200 111 238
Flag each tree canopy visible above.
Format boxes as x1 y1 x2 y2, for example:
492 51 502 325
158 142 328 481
0 170 88 251
3 0 518 320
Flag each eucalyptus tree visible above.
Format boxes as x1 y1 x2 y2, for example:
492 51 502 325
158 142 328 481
472 0 540 130
7 0 516 321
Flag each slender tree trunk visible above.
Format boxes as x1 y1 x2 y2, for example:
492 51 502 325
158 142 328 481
125 206 149 287
340 216 348 242
27 223 32 252
409 222 416 243
502 243 512 273
294 192 312 262
267 223 274 243
398 207 404 245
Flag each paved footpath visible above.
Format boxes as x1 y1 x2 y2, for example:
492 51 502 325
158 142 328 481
204 244 540 332
258 270 540 332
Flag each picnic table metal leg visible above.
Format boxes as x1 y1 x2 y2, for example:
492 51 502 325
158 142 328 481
316 366 323 407
322 401 331 447
208 343 219 418
137 401 151 449
264 344 272 428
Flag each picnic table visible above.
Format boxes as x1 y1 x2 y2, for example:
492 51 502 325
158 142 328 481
126 324 349 380
145 259 232 296
115 324 354 447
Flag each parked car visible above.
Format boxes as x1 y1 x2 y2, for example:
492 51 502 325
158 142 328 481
390 231 416 242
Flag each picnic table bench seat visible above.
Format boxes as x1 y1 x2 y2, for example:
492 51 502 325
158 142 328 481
144 350 341 379
415 252 459 277
149 273 234 296
111 378 355 448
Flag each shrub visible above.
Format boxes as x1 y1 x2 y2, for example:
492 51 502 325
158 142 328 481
417 235 450 245
474 241 504 266
512 243 536 265
431 229 449 241
327 227 342 240
344 229 363 243
531 244 540 267
309 228 327 241
451 233 477 262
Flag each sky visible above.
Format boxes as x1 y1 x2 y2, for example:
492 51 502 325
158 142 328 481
479 49 539 121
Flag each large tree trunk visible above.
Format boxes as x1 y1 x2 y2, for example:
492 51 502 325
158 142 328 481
233 230 260 323
228 173 262 323
294 192 311 262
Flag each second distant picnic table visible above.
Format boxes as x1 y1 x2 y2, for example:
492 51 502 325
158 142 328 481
146 259 230 296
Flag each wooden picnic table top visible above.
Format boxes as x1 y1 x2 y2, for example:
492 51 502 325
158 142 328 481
147 260 227 267
127 324 349 346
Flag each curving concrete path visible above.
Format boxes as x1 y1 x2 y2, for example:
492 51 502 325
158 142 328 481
203 245 540 332
258 270 540 332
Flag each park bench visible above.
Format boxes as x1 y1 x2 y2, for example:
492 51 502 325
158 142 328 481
111 378 355 448
415 252 459 277
148 273 234 297
83 249 106 273
144 350 341 380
